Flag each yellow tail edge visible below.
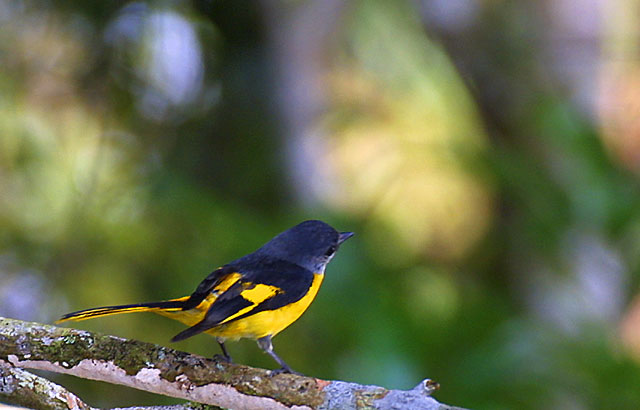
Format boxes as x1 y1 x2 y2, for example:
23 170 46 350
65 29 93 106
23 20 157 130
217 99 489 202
55 296 189 324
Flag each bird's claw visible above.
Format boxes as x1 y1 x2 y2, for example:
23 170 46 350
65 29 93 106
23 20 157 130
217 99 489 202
213 354 233 364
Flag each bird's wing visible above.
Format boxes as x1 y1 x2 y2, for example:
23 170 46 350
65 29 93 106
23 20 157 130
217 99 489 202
171 260 314 341
180 266 242 310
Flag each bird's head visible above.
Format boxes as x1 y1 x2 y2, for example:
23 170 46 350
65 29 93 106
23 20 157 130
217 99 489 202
260 220 353 273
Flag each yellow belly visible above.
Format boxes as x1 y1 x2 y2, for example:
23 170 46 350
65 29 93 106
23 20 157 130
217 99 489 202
158 273 324 341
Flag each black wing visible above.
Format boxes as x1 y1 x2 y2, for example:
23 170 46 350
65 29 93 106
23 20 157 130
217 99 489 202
171 258 314 342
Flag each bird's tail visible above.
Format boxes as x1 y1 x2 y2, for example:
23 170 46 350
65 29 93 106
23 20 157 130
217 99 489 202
55 297 189 323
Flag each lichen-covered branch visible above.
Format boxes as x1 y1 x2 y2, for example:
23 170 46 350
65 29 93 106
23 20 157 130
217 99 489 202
0 317 467 410
0 362 91 410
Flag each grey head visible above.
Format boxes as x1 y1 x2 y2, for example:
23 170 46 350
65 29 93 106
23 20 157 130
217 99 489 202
255 220 353 273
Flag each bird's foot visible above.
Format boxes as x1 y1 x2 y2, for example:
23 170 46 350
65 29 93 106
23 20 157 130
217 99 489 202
213 354 233 364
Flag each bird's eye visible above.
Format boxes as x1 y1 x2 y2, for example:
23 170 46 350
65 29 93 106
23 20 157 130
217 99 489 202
325 246 337 257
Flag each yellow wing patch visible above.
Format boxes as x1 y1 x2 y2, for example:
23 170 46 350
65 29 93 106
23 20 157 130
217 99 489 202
240 283 282 304
212 272 242 296
218 283 282 325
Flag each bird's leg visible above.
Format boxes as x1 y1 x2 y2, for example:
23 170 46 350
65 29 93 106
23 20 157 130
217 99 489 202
257 336 301 375
214 339 233 363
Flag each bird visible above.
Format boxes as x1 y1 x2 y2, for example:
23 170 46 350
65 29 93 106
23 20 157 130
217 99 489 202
57 220 353 374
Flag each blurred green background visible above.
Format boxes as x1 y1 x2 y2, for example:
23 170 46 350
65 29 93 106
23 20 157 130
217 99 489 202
2 0 640 409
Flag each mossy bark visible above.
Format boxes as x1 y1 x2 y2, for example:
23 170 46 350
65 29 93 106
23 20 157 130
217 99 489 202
0 317 466 410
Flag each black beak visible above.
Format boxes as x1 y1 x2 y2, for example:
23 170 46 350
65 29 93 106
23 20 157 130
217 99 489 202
338 231 354 244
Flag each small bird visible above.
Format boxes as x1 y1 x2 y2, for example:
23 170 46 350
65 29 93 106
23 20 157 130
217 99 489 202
57 220 353 374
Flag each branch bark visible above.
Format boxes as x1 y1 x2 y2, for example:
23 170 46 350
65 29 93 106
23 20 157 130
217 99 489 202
0 317 467 410
0 362 90 410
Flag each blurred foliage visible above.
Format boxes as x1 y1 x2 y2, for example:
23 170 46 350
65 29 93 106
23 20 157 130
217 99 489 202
318 0 492 262
2 1 640 409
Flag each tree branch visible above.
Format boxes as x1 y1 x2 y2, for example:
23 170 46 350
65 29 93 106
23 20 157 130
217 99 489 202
0 317 466 409
0 361 91 410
